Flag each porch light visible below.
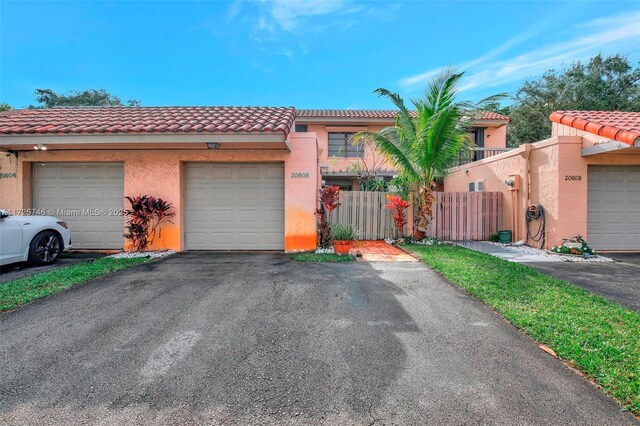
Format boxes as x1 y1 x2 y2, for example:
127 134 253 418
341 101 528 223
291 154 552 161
320 164 329 174
33 144 47 151
207 143 220 149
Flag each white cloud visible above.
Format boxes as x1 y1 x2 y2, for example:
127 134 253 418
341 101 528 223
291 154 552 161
227 0 395 58
398 10 640 94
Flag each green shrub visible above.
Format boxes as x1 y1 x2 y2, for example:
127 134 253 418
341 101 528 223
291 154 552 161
331 224 358 241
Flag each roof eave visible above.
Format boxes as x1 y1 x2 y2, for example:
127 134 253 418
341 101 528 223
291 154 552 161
0 130 289 148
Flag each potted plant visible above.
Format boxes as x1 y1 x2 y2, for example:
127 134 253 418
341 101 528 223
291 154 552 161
331 224 358 255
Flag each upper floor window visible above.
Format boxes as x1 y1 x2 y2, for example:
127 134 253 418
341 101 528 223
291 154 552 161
294 124 308 132
328 132 362 157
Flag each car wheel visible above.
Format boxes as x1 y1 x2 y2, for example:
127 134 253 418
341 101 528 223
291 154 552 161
29 231 63 265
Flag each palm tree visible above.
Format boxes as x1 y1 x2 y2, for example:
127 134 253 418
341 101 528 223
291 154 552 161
353 69 504 236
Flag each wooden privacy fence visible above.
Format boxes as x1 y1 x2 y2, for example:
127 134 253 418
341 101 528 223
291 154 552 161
329 190 502 241
329 191 397 240
425 192 502 240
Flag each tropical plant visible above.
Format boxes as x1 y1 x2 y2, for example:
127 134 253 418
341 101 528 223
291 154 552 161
388 174 411 200
550 235 596 256
386 195 409 237
353 69 504 236
331 224 358 241
124 195 175 251
342 136 389 191
316 186 341 248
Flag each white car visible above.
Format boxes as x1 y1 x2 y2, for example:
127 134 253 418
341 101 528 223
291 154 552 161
0 210 72 266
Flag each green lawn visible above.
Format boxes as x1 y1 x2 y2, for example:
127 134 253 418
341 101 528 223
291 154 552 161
288 252 355 262
0 256 149 312
404 244 640 415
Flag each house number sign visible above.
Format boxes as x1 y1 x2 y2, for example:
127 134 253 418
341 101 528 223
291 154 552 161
0 172 17 179
291 172 310 178
564 175 582 181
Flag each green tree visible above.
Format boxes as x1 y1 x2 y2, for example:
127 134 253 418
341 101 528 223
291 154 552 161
0 103 12 112
354 69 503 235
507 54 640 146
29 88 141 108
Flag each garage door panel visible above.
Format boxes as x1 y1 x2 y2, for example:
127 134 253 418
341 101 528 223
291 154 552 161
32 163 124 249
588 166 640 250
185 163 284 250
238 167 261 179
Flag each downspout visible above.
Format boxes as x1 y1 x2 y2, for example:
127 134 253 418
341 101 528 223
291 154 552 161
520 144 532 243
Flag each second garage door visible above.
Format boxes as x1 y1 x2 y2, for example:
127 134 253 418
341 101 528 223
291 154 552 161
32 163 125 249
588 165 640 251
184 163 285 250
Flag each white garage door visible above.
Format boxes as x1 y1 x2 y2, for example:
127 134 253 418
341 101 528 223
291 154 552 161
588 165 640 251
32 163 124 249
185 163 284 250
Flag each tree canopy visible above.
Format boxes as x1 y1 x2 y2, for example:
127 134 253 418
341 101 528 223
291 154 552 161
28 88 141 108
489 54 640 146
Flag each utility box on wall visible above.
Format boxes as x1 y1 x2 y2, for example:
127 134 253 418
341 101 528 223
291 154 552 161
505 174 521 191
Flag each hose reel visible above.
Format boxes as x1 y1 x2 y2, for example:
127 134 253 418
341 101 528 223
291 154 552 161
526 203 545 248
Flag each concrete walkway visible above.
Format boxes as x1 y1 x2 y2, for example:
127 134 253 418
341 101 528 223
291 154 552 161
457 241 555 263
354 240 417 262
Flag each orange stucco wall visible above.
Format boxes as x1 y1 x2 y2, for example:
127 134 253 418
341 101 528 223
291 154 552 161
0 133 318 252
309 124 391 174
445 135 640 248
309 123 508 180
484 125 507 149
552 122 611 147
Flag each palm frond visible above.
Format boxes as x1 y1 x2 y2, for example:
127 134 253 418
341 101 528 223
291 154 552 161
353 130 419 179
373 88 416 137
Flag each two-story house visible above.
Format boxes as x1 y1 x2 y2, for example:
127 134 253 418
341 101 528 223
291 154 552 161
295 110 511 189
0 107 509 254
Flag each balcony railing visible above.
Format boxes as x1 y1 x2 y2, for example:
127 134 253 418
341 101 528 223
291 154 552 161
455 147 515 167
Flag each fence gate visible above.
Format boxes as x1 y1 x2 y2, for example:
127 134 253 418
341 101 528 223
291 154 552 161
329 191 397 240
425 192 502 240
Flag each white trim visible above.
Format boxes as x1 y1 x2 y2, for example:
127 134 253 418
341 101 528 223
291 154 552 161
581 141 632 156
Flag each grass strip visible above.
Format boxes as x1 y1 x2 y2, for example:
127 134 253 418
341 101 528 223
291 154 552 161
288 252 356 262
0 256 148 312
404 244 640 415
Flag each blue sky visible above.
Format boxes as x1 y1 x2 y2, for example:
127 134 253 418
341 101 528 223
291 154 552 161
2 0 640 109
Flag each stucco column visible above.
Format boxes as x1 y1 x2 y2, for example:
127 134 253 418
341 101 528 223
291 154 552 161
124 154 182 251
284 132 318 252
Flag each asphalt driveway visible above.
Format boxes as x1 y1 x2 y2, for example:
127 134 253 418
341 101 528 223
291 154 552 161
1 253 636 425
528 253 640 311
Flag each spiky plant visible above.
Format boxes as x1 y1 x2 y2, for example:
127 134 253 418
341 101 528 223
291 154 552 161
354 69 504 235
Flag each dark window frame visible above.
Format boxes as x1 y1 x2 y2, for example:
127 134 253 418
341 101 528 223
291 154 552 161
328 132 362 158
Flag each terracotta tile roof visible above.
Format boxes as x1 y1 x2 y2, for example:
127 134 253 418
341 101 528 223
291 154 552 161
0 106 296 136
550 110 640 145
298 109 509 122
477 111 510 121
298 109 400 119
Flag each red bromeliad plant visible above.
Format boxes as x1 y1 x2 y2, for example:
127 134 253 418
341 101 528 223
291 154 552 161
386 195 409 237
316 185 341 248
124 195 175 251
